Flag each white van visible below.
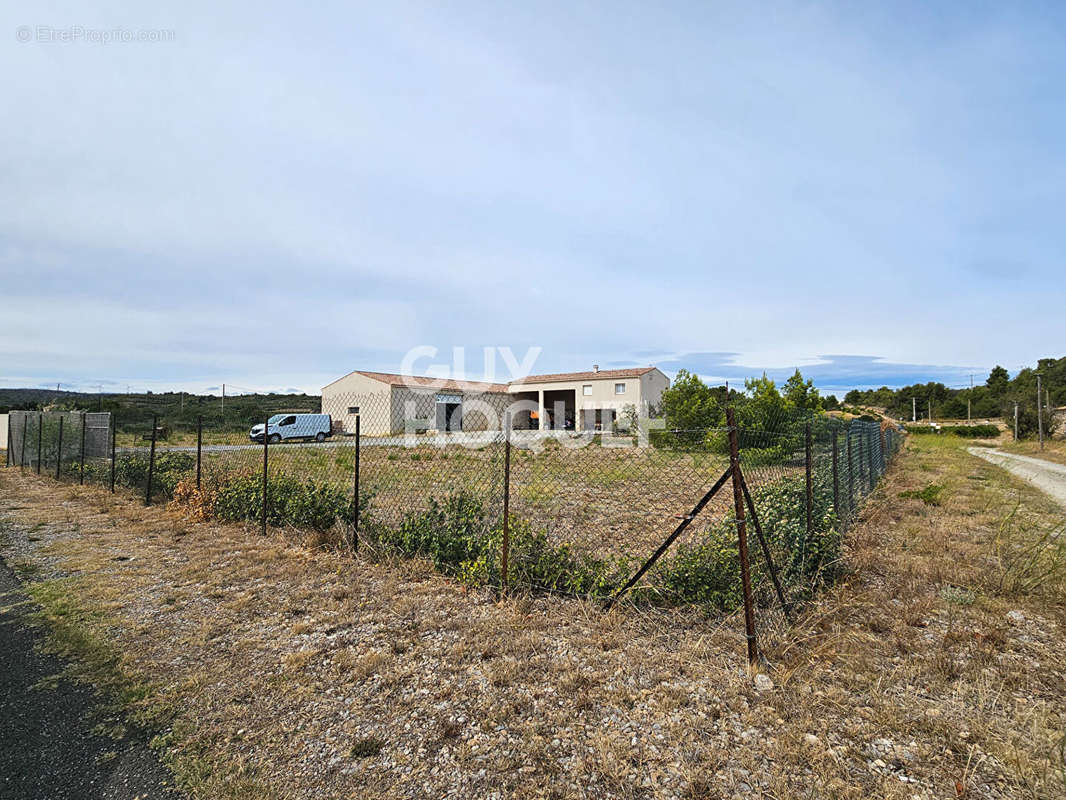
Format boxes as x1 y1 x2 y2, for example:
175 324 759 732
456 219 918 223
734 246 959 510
250 413 332 443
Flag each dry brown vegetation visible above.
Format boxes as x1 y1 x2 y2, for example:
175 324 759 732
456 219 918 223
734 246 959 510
1 433 1065 799
1001 438 1066 468
197 439 746 559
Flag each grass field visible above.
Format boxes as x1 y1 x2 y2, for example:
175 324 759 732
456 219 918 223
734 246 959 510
187 438 795 563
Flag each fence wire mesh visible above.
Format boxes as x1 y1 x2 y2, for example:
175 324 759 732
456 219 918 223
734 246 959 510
6 394 903 612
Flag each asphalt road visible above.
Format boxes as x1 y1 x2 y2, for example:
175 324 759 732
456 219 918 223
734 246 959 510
0 557 183 800
968 447 1066 507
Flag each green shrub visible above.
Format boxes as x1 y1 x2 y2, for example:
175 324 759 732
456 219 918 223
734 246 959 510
373 492 630 599
904 424 998 438
211 470 368 532
115 452 195 497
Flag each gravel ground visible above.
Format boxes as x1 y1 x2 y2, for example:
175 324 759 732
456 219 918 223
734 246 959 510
968 447 1066 507
0 557 183 800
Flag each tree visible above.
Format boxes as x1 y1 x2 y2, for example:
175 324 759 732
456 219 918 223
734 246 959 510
741 373 790 431
986 365 1010 397
783 369 822 413
659 370 723 432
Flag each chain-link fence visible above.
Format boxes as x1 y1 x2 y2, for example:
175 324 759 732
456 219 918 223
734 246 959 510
5 395 903 627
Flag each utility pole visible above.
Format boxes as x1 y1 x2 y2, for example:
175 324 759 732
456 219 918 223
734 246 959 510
1013 402 1019 441
967 374 973 424
928 398 932 423
1036 373 1044 450
911 397 916 423
222 383 225 416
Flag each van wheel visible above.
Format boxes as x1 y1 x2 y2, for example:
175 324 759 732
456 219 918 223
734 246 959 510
269 433 281 444
315 432 326 443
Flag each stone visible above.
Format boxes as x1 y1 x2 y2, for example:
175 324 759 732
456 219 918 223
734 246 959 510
753 673 774 692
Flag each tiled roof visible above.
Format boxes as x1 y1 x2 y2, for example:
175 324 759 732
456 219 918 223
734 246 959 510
325 366 662 392
508 367 657 385
353 370 510 393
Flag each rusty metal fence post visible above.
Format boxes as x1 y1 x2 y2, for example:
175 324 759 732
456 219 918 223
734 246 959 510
55 415 64 480
145 413 158 505
846 424 854 514
831 427 840 527
36 413 43 474
351 414 360 552
866 426 875 493
726 406 758 666
261 417 269 535
109 413 116 493
879 427 887 477
79 412 86 485
501 412 512 595
804 421 813 545
195 415 203 489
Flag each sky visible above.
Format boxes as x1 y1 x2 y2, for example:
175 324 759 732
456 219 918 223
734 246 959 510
2 1 1064 398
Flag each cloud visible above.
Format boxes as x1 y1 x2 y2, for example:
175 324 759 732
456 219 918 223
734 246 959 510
0 1 1064 394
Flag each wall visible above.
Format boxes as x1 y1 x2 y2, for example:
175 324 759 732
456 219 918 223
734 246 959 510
509 371 669 431
320 372 394 435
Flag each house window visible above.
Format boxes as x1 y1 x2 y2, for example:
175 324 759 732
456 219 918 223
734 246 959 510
582 385 592 396
347 406 360 414
614 383 626 395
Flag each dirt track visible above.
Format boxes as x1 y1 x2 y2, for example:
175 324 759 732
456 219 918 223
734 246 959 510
968 447 1066 507
0 558 182 800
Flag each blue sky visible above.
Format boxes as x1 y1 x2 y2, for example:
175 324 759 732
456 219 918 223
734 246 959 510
1 1 1063 397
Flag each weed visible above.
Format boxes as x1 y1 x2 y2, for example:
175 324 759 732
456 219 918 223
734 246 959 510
899 483 944 505
349 736 384 758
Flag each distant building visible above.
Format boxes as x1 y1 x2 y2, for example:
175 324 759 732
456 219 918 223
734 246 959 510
321 366 669 436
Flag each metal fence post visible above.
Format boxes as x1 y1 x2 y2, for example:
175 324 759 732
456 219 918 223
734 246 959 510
79 412 86 485
36 413 43 474
726 406 758 666
804 421 813 544
879 427 886 477
501 413 511 595
866 426 875 493
55 416 64 480
145 413 157 505
109 413 116 492
196 415 202 489
831 427 840 526
261 417 268 535
351 414 360 552
20 414 28 471
4 414 10 467
846 425 854 515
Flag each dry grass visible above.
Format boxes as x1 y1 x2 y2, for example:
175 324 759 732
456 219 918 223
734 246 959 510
1 433 1065 799
190 439 750 559
1001 438 1066 467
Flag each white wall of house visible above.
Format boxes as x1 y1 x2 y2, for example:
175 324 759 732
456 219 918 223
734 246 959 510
507 369 668 431
321 372 394 435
